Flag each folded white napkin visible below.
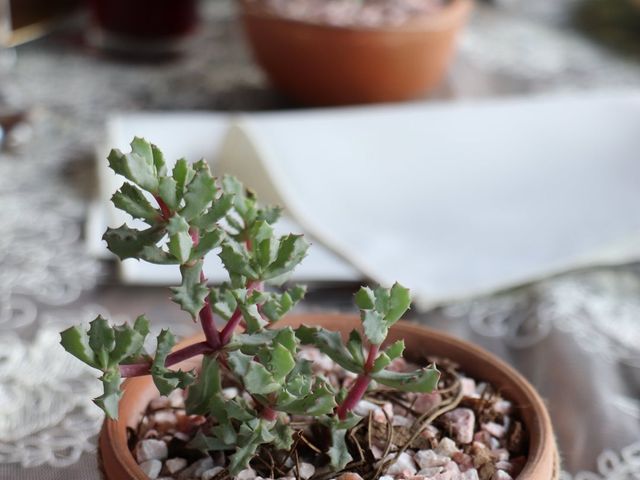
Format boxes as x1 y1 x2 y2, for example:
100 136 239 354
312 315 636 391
90 90 640 307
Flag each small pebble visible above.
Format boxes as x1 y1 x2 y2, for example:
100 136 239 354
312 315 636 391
442 408 475 444
412 392 442 413
493 400 512 415
338 473 364 480
177 457 213 479
492 471 513 480
149 396 171 410
414 450 449 469
202 466 225 480
295 462 316 479
384 451 417 476
135 439 168 463
435 437 459 457
417 466 443 476
164 457 187 474
461 469 480 480
392 415 412 427
482 422 506 438
491 449 510 462
460 377 477 397
237 467 257 480
139 459 162 479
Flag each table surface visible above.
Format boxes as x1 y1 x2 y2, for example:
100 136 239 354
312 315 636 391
1 1 640 479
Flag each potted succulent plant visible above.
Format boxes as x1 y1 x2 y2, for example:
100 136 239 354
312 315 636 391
238 0 473 105
61 138 558 480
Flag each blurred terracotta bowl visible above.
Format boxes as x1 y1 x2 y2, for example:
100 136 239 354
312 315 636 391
239 0 473 106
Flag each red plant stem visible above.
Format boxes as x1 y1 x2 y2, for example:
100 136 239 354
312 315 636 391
154 195 171 220
336 343 379 420
219 308 243 345
188 227 221 349
199 296 221 349
119 341 214 377
364 344 379 371
260 405 278 421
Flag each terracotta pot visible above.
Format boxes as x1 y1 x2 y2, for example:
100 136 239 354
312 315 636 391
99 314 559 479
238 0 473 105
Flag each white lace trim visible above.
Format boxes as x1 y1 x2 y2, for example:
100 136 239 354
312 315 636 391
0 322 103 467
561 442 640 480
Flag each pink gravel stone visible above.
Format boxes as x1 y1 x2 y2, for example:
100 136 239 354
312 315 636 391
435 437 459 457
384 452 417 476
164 457 187 474
492 470 513 480
491 449 510 462
388 358 409 372
482 422 506 438
460 378 477 397
452 451 474 471
461 469 480 480
442 408 475 444
413 392 442 414
139 459 162 479
493 400 512 415
414 450 449 469
338 473 364 480
135 439 168 462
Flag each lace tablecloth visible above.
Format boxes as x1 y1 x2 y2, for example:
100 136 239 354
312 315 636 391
1 1 639 479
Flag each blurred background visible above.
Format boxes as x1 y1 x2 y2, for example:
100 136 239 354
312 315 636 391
1 0 640 479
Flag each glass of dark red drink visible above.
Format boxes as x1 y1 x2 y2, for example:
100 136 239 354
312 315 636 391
88 0 199 57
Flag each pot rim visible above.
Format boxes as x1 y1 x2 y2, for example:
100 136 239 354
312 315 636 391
238 0 474 33
101 314 557 480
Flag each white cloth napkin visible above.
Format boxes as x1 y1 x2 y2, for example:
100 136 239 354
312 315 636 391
91 90 640 307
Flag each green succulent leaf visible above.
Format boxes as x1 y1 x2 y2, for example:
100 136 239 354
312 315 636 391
256 205 282 225
60 325 97 368
180 160 216 221
107 138 160 193
372 340 405 373
386 282 412 324
295 325 361 373
358 282 412 346
190 229 224 260
228 351 280 395
362 310 387 346
185 355 221 414
103 224 165 261
239 303 266 333
269 343 296 381
150 143 167 177
111 183 158 222
209 287 237 321
278 383 336 416
158 176 178 211
328 428 352 471
109 318 148 365
346 329 365 367
261 286 306 323
170 261 209 319
150 329 195 395
272 422 294 451
195 192 235 231
354 286 375 310
218 240 258 279
140 244 179 265
166 215 192 263
372 365 440 393
95 369 122 419
88 316 116 370
227 420 274 475
264 234 309 280
172 158 195 202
